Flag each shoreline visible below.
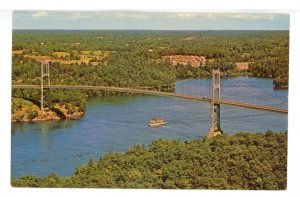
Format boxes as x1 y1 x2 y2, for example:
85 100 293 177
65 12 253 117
11 97 84 122
11 131 287 189
11 113 84 123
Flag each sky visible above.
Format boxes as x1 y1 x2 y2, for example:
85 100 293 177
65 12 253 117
13 11 289 30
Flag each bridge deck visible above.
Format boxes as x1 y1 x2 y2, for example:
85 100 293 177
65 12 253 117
12 85 288 114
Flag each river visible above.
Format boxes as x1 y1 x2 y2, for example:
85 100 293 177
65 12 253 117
11 77 288 178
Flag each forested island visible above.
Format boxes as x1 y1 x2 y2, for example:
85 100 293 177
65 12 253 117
12 131 287 189
12 30 289 121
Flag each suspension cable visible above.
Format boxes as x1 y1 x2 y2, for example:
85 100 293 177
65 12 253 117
228 78 288 106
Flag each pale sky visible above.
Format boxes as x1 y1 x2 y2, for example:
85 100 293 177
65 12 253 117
13 11 289 30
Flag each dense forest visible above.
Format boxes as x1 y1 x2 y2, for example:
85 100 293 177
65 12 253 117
12 30 289 118
12 30 289 82
11 131 287 189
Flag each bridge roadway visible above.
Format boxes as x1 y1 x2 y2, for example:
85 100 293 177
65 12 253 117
12 84 288 114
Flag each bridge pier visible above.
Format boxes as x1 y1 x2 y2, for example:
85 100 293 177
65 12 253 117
208 69 222 138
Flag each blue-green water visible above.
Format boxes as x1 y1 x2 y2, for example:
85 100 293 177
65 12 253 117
11 77 288 178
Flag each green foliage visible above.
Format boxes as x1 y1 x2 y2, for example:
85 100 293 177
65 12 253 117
273 77 288 89
47 89 87 112
12 98 37 121
12 30 289 114
12 131 287 189
12 30 288 82
12 98 33 112
27 108 38 120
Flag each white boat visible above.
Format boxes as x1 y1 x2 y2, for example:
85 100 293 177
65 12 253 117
148 118 166 127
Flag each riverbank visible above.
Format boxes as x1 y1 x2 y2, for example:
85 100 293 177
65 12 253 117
11 98 84 122
12 131 287 189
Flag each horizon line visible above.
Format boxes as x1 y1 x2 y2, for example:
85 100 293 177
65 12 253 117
12 29 289 31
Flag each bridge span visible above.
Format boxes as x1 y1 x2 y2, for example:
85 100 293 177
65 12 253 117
12 84 288 114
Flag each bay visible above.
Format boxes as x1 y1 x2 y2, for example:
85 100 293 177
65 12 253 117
11 77 288 178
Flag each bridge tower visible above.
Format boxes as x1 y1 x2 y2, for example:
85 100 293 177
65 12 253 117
41 61 50 111
207 69 222 138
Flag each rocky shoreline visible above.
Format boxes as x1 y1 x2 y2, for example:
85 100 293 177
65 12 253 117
11 98 84 122
11 111 84 122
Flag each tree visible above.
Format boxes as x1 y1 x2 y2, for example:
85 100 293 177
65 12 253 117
12 131 287 189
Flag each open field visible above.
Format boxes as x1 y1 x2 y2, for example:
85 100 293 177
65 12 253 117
13 50 109 65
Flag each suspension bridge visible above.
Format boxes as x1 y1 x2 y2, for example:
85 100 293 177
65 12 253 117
12 62 288 138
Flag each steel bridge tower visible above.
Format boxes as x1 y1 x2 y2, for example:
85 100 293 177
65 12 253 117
41 61 50 111
208 69 222 138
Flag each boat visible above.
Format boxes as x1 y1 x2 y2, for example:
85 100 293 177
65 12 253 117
148 118 166 127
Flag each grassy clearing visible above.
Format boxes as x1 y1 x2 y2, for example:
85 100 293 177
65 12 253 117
12 49 108 65
54 52 70 57
12 50 23 55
